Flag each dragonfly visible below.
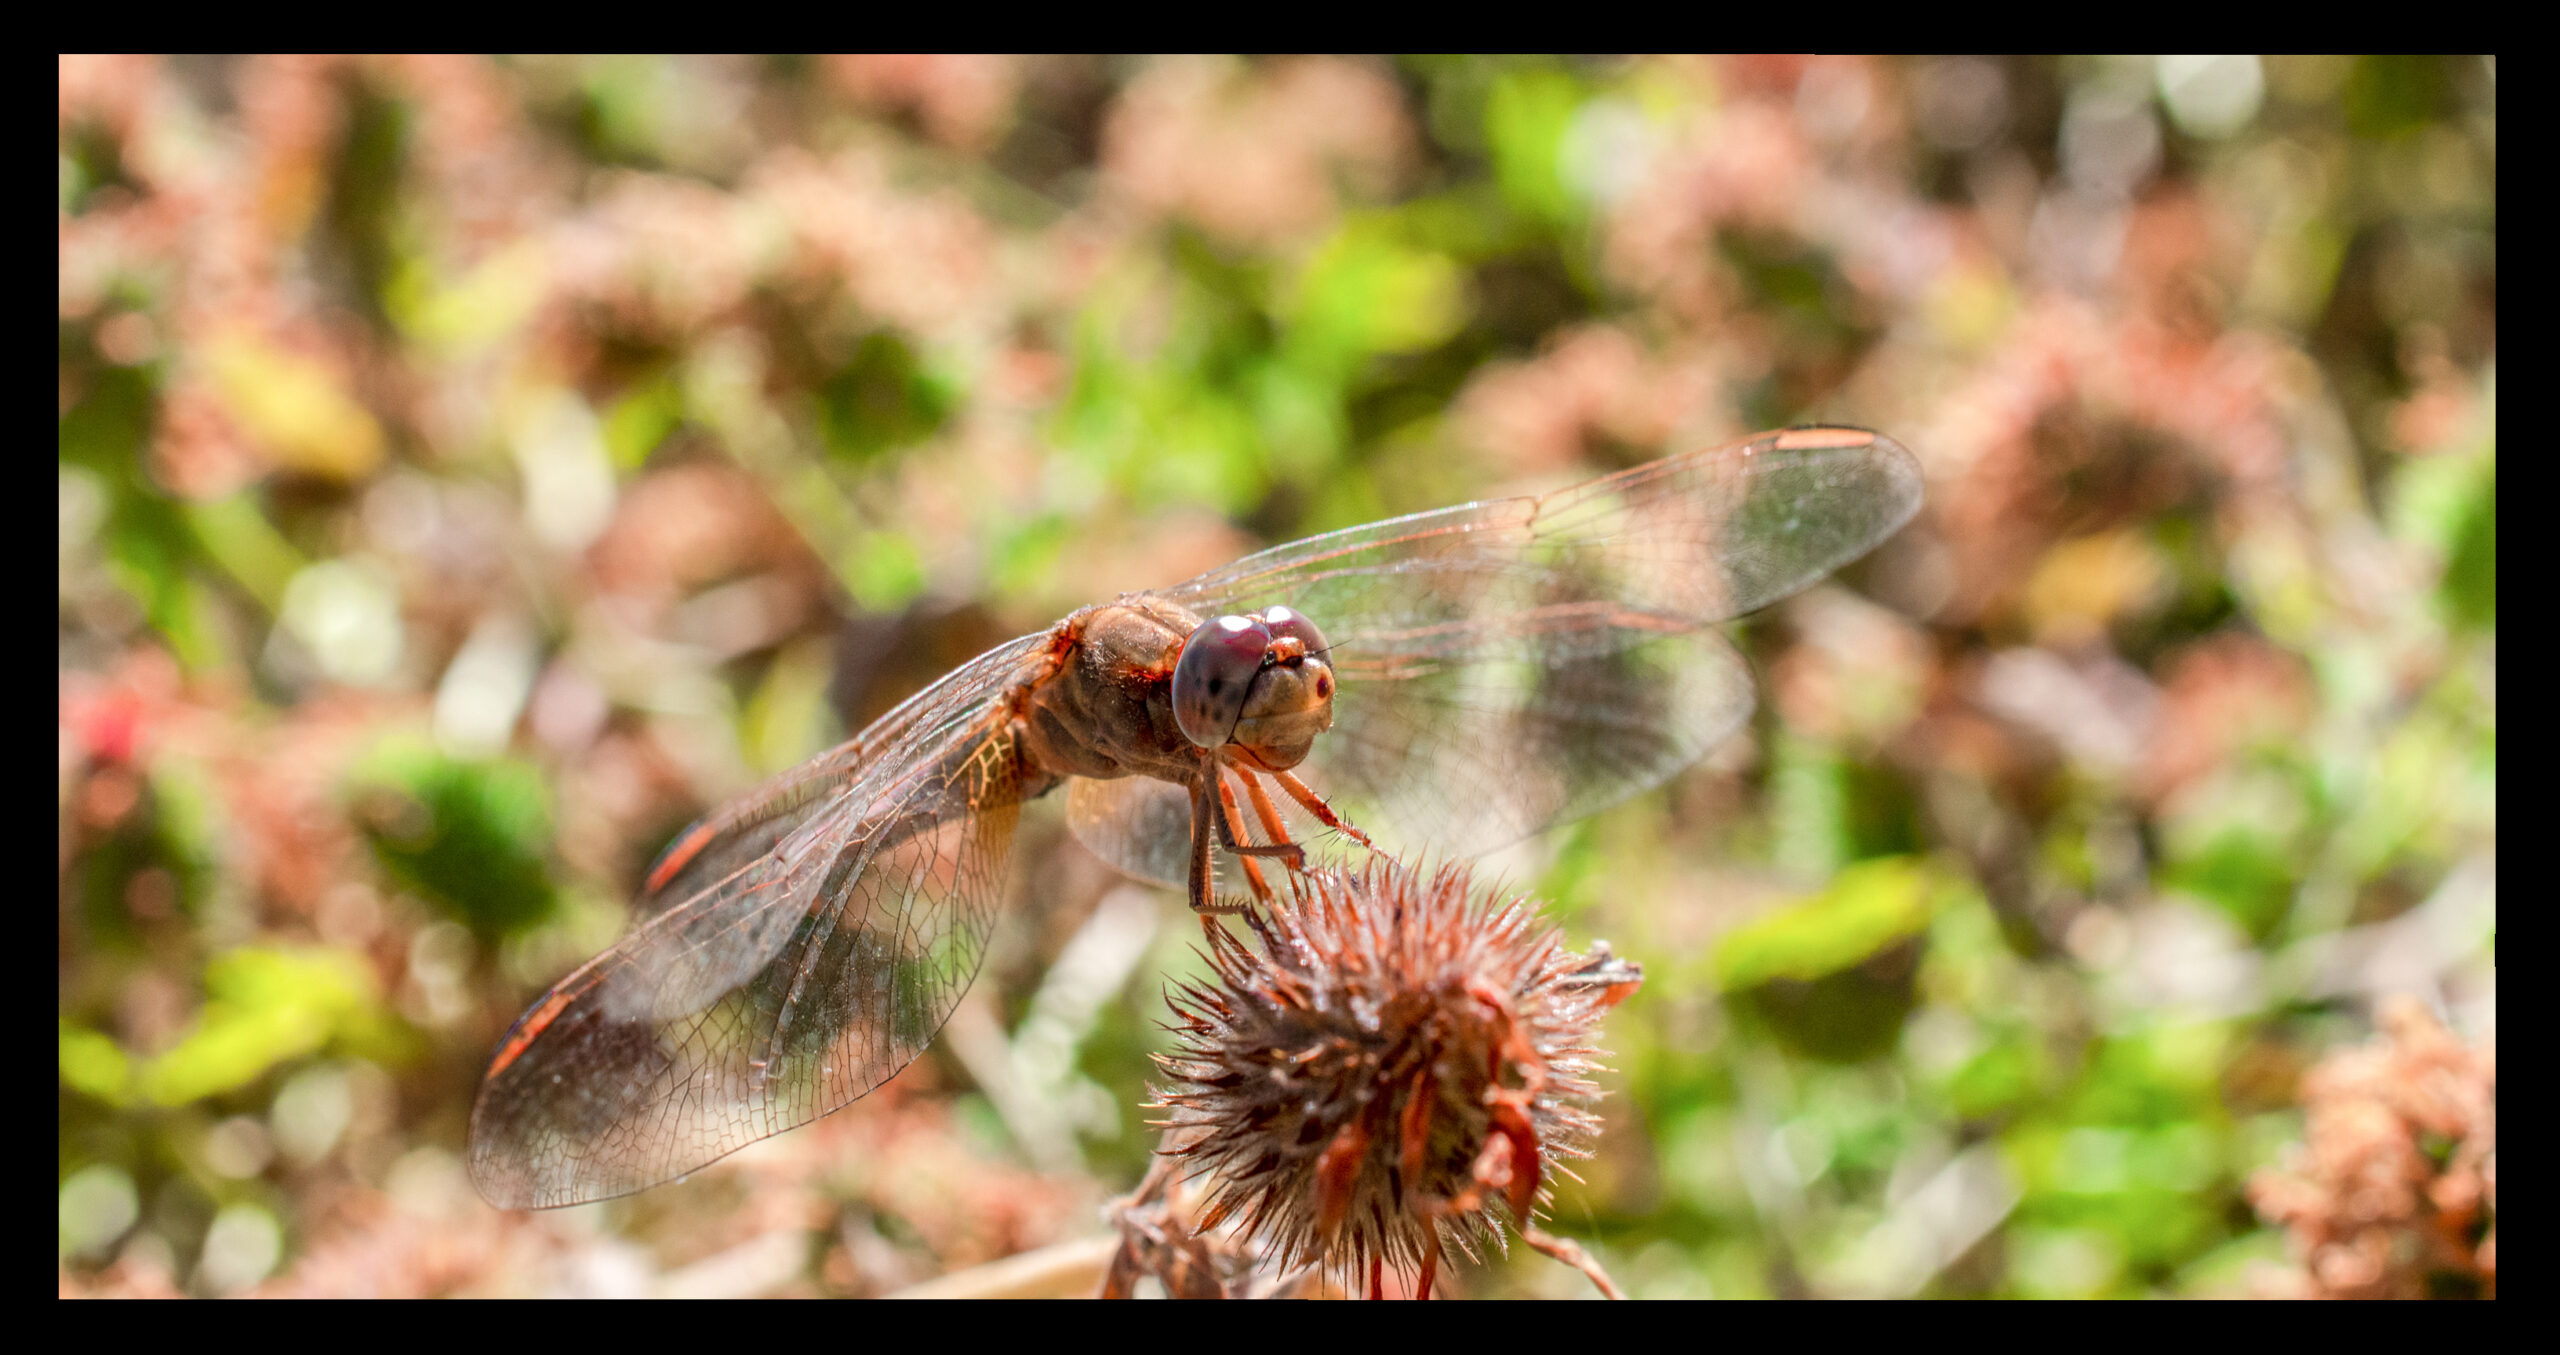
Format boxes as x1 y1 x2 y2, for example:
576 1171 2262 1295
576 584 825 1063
468 426 1923 1208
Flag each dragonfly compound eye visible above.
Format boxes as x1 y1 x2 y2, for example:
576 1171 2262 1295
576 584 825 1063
1260 605 1329 658
1173 614 1274 747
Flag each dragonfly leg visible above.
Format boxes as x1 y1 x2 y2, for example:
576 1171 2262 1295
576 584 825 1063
1185 762 1254 917
1212 767 1274 902
1270 768 1377 849
1237 769 1306 875
1210 760 1304 864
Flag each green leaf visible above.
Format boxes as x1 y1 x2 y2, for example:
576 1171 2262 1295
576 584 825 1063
1284 221 1469 366
1485 66 1585 226
58 1020 135 1107
1715 856 1944 990
846 530 927 613
133 947 389 1106
349 736 559 940
603 371 685 472
818 331 958 467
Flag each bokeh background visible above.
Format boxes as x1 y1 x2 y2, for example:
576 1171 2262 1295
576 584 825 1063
59 55 2495 1298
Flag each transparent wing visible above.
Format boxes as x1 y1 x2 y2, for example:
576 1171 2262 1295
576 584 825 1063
1066 772 1196 891
1073 428 1921 882
1068 625 1756 885
469 633 1052 1208
1168 427 1922 638
634 644 1014 917
1308 620 1757 862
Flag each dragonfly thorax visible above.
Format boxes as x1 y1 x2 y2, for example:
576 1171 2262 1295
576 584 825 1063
1015 599 1212 785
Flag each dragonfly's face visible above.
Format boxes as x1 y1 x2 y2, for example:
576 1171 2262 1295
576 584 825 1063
1171 606 1337 771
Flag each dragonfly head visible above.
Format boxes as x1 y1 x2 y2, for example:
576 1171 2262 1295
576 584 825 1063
1172 606 1336 769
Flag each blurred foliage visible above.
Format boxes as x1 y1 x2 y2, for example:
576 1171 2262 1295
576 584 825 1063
346 737 558 941
60 54 2492 1298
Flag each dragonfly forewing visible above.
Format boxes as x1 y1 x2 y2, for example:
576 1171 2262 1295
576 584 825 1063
1168 427 1921 629
1073 428 1920 884
634 633 1055 918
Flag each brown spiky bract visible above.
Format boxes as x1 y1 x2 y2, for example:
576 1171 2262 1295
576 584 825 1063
1151 859 1634 1294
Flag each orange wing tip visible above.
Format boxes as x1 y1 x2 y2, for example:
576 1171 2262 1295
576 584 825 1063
485 987 577 1079
1771 425 1881 451
643 822 719 896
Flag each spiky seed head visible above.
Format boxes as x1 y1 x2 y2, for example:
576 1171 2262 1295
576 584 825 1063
1152 858 1637 1288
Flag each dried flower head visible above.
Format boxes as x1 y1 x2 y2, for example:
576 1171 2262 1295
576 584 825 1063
2249 997 2496 1299
1149 858 1639 1298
